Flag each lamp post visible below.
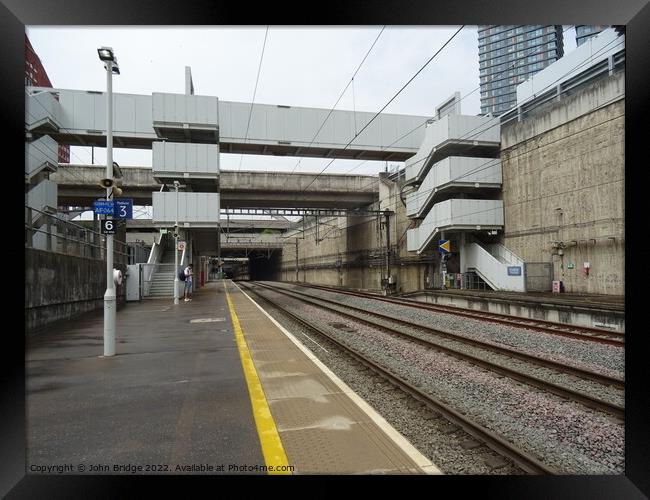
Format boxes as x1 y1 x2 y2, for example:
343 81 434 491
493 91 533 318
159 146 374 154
173 180 180 304
98 46 119 357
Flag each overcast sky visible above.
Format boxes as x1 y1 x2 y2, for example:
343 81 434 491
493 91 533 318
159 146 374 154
28 25 577 177
27 26 577 220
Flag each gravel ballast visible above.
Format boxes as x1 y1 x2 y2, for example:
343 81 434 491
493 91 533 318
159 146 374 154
249 283 624 475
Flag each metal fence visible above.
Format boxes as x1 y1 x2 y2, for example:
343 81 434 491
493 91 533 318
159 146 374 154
435 271 512 291
25 206 129 264
463 272 491 291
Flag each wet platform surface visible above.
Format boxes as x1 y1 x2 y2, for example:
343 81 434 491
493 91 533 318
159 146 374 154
26 282 263 474
26 280 437 475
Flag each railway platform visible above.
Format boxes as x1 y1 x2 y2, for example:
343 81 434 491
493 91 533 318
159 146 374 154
401 288 625 333
26 280 437 475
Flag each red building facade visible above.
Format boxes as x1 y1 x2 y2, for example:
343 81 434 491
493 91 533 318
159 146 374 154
25 35 70 163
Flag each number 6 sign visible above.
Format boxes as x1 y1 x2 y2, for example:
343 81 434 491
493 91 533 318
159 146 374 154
101 219 117 234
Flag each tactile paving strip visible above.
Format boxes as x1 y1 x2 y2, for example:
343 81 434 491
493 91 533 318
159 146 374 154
228 284 429 474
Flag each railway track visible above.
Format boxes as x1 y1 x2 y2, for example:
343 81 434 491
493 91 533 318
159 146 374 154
251 281 623 418
238 281 558 474
291 282 625 347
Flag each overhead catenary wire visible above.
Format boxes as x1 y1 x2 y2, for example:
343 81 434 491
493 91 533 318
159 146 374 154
239 25 270 171
293 26 465 200
288 26 386 175
342 25 577 178
285 39 624 241
348 34 625 203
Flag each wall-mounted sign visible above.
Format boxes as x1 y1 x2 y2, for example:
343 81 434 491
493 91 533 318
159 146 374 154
507 266 522 276
567 262 575 269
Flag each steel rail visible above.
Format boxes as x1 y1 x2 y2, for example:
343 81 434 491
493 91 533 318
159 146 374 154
265 283 623 389
239 281 558 475
252 281 624 418
291 282 625 347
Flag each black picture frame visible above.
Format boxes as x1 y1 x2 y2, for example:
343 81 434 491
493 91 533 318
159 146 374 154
5 0 649 497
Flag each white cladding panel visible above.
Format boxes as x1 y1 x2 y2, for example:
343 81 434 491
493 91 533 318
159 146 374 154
409 199 504 253
26 92 61 129
406 157 502 218
26 179 58 212
26 136 59 177
406 191 420 218
217 100 426 150
449 198 503 226
516 28 623 105
54 90 156 137
448 114 500 144
33 88 427 154
444 156 501 185
152 192 220 225
405 115 500 182
152 93 219 126
152 142 219 175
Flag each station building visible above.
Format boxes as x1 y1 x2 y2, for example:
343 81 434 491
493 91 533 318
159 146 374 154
25 27 625 334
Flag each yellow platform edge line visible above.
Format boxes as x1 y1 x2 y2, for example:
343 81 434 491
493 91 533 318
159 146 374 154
224 282 291 475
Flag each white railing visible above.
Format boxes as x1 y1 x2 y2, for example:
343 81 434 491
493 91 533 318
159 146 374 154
485 243 525 267
464 242 525 291
143 234 165 292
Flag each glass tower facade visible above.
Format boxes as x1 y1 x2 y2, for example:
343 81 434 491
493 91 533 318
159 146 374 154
575 25 608 46
478 25 564 115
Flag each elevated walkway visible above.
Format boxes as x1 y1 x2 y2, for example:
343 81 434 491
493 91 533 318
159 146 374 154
26 87 428 161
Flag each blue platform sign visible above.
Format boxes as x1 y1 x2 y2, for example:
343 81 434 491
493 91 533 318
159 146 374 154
114 199 133 219
93 199 114 215
507 266 522 276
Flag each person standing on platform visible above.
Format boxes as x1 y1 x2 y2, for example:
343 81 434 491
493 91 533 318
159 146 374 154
183 263 193 302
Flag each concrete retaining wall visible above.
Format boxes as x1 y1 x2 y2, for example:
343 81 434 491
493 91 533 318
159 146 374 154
276 173 431 293
406 291 625 332
26 248 126 333
500 71 624 295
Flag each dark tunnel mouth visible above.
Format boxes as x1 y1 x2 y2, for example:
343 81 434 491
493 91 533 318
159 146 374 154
219 249 282 281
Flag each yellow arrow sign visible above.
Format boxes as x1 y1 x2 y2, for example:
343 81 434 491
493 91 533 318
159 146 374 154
439 240 450 253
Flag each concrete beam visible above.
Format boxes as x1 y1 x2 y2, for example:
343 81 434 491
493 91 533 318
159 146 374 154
52 165 380 209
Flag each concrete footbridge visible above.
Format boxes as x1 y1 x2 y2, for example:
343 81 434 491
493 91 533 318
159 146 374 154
52 164 379 209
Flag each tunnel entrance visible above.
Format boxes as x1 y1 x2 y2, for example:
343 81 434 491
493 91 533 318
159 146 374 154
247 249 282 281
219 248 282 281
